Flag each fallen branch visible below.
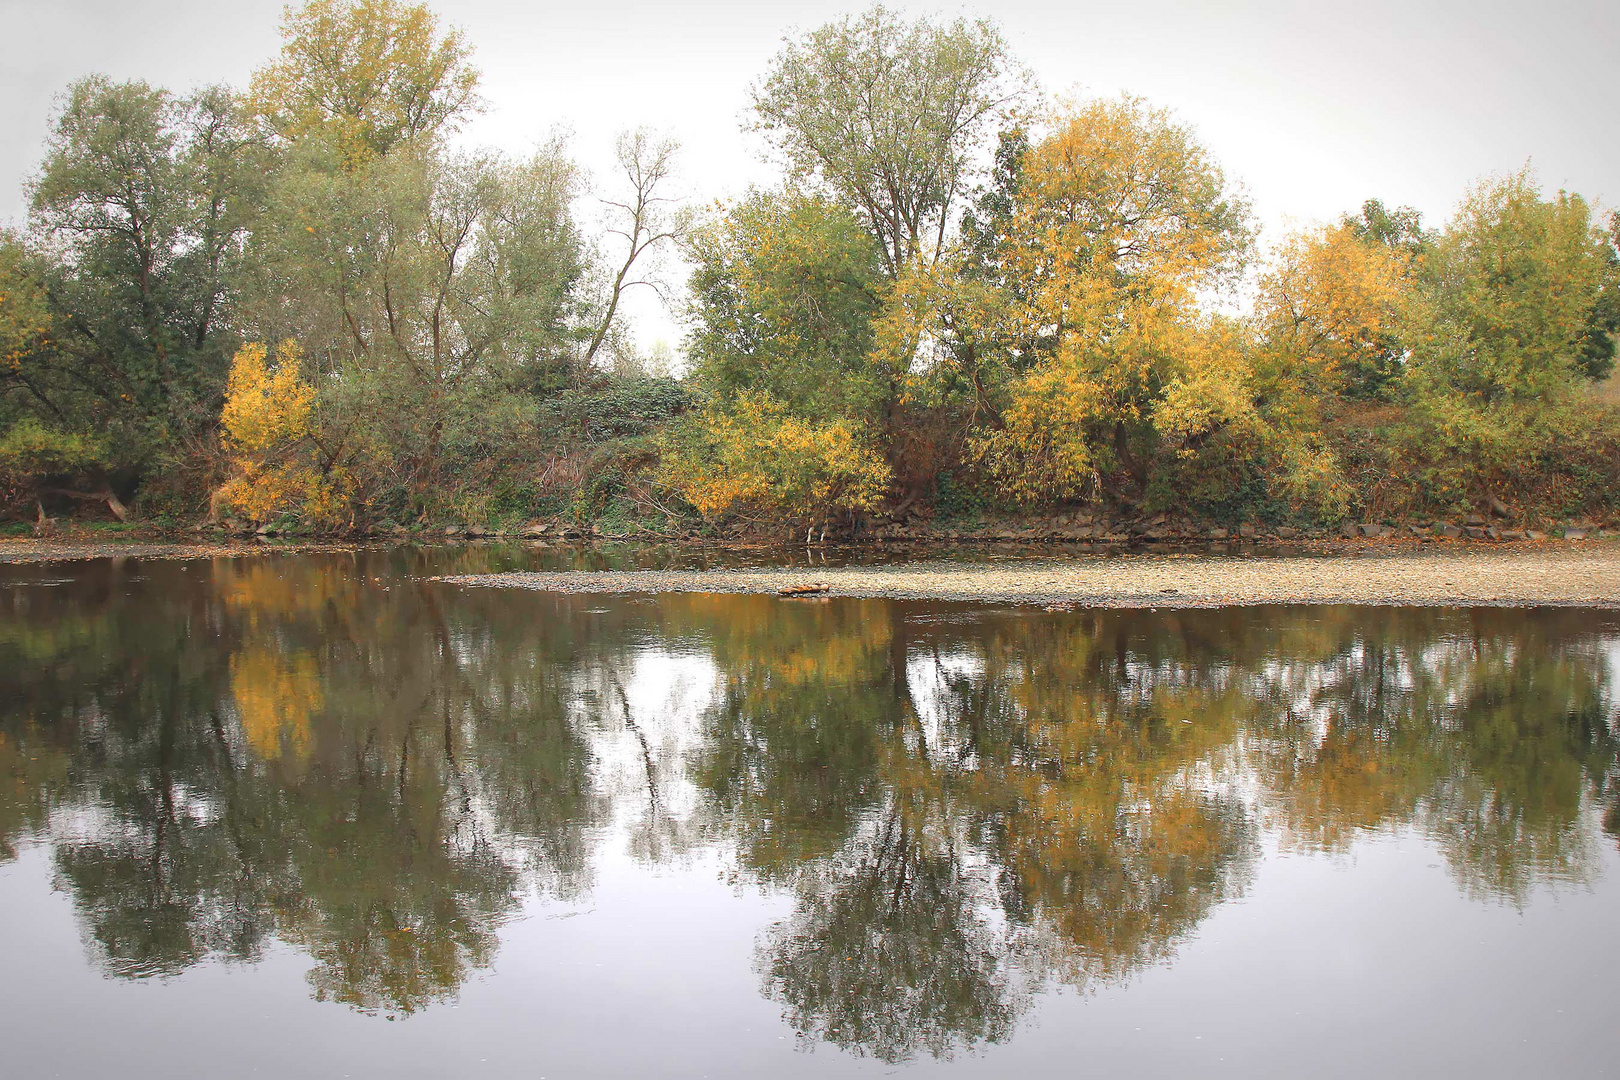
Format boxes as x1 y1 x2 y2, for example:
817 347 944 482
44 487 129 522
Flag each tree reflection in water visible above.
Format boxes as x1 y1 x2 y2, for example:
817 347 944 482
0 552 1615 1051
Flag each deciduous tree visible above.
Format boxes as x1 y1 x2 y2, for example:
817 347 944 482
751 6 1025 277
248 0 481 160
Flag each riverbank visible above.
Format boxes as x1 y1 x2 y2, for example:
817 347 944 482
435 543 1620 608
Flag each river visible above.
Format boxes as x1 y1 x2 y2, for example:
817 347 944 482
2 547 1616 1077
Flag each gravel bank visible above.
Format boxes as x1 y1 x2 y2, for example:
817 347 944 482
436 545 1620 608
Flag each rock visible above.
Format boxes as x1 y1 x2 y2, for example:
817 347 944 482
1500 529 1526 541
1487 493 1512 518
257 523 278 536
1525 530 1546 541
1207 527 1229 540
1564 528 1589 540
1464 526 1487 539
464 525 487 538
444 525 464 538
1238 523 1257 539
778 583 830 597
1485 526 1501 541
1407 525 1428 537
1275 526 1300 539
1433 523 1464 539
1356 523 1382 537
521 524 549 538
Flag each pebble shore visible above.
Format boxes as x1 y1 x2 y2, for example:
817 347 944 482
437 545 1620 608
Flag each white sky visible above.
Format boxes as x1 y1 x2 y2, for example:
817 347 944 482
4 0 1616 355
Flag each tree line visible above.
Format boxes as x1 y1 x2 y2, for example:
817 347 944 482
3 1 1617 535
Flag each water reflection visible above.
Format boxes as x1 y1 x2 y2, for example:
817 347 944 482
1 552 1616 1057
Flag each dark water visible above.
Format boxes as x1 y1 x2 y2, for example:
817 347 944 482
2 548 1618 1079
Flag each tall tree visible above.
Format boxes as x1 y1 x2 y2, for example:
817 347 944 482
240 136 585 518
20 77 259 512
682 190 887 422
582 129 681 368
248 0 481 160
939 97 1255 503
750 5 1024 277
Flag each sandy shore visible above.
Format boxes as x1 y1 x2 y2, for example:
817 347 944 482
437 545 1620 608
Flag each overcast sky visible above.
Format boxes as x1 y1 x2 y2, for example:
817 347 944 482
3 0 1616 352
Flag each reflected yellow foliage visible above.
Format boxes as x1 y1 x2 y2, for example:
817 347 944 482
231 647 322 765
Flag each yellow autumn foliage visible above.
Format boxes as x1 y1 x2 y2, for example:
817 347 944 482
659 390 891 523
222 341 314 453
218 341 354 526
248 0 481 162
1151 319 1257 449
0 240 53 375
231 646 323 765
972 359 1107 502
951 97 1260 503
1255 222 1413 393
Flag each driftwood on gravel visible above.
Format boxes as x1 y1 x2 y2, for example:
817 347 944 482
777 583 830 596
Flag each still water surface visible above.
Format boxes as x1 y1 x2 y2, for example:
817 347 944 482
1 548 1617 1078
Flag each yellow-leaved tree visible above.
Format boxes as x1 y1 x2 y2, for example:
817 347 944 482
1247 221 1416 521
1254 222 1414 398
658 389 891 534
247 0 481 162
959 96 1257 503
218 341 353 527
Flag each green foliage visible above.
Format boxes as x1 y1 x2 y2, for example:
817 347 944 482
0 419 104 510
19 76 260 497
8 2 1620 531
242 128 585 519
0 418 102 475
1573 211 1620 383
684 191 889 423
751 5 1021 275
1405 170 1612 403
544 377 690 442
